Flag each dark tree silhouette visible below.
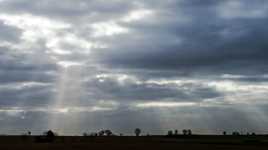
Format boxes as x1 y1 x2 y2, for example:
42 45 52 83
98 130 105 136
232 131 240 135
174 130 178 135
36 130 56 143
104 130 113 136
135 128 141 136
182 129 187 135
187 129 192 135
223 131 227 135
182 129 192 135
46 130 55 138
168 130 173 136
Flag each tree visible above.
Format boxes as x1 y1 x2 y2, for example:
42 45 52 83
98 130 105 136
42 130 56 143
46 130 55 138
223 131 227 135
104 130 113 136
187 129 192 135
174 130 178 135
135 128 141 136
167 130 173 136
232 131 240 135
182 129 192 135
182 129 187 135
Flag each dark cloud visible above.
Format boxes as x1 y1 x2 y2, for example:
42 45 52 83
0 0 268 135
94 6 268 76
0 83 54 107
0 50 57 84
84 76 222 102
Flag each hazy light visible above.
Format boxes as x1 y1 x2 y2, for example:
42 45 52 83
209 80 268 93
0 14 71 29
0 106 117 115
0 14 70 42
91 21 129 37
136 102 197 108
221 74 247 79
57 61 83 68
51 49 72 55
122 9 153 22
0 82 51 90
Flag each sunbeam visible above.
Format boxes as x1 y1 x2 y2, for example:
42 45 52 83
48 64 85 134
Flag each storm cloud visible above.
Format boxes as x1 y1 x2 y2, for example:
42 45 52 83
0 0 268 135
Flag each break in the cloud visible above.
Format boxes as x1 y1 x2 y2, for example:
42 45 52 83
0 0 268 135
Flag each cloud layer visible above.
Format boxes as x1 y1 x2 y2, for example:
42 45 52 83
1 0 268 135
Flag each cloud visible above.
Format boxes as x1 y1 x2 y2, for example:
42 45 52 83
0 21 21 43
218 0 268 19
0 0 268 134
89 0 268 76
85 74 222 102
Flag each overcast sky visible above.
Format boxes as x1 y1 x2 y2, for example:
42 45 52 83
1 0 268 135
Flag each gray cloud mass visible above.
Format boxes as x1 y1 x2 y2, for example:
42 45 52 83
0 0 268 135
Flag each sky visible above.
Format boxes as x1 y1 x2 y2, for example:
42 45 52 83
1 0 268 135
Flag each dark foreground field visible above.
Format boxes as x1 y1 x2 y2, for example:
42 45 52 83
1 135 268 150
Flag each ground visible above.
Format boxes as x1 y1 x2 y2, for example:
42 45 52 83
0 135 268 150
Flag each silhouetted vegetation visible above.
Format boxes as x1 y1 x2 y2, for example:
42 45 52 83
83 129 116 137
182 129 187 135
135 128 141 136
35 130 56 143
1 128 268 150
182 129 192 135
167 130 173 136
232 131 240 136
174 130 178 135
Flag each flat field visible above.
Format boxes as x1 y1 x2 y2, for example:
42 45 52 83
0 135 268 150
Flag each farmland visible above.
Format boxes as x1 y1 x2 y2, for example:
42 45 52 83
0 135 268 150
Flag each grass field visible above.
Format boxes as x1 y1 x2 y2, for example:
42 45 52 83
0 135 268 150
